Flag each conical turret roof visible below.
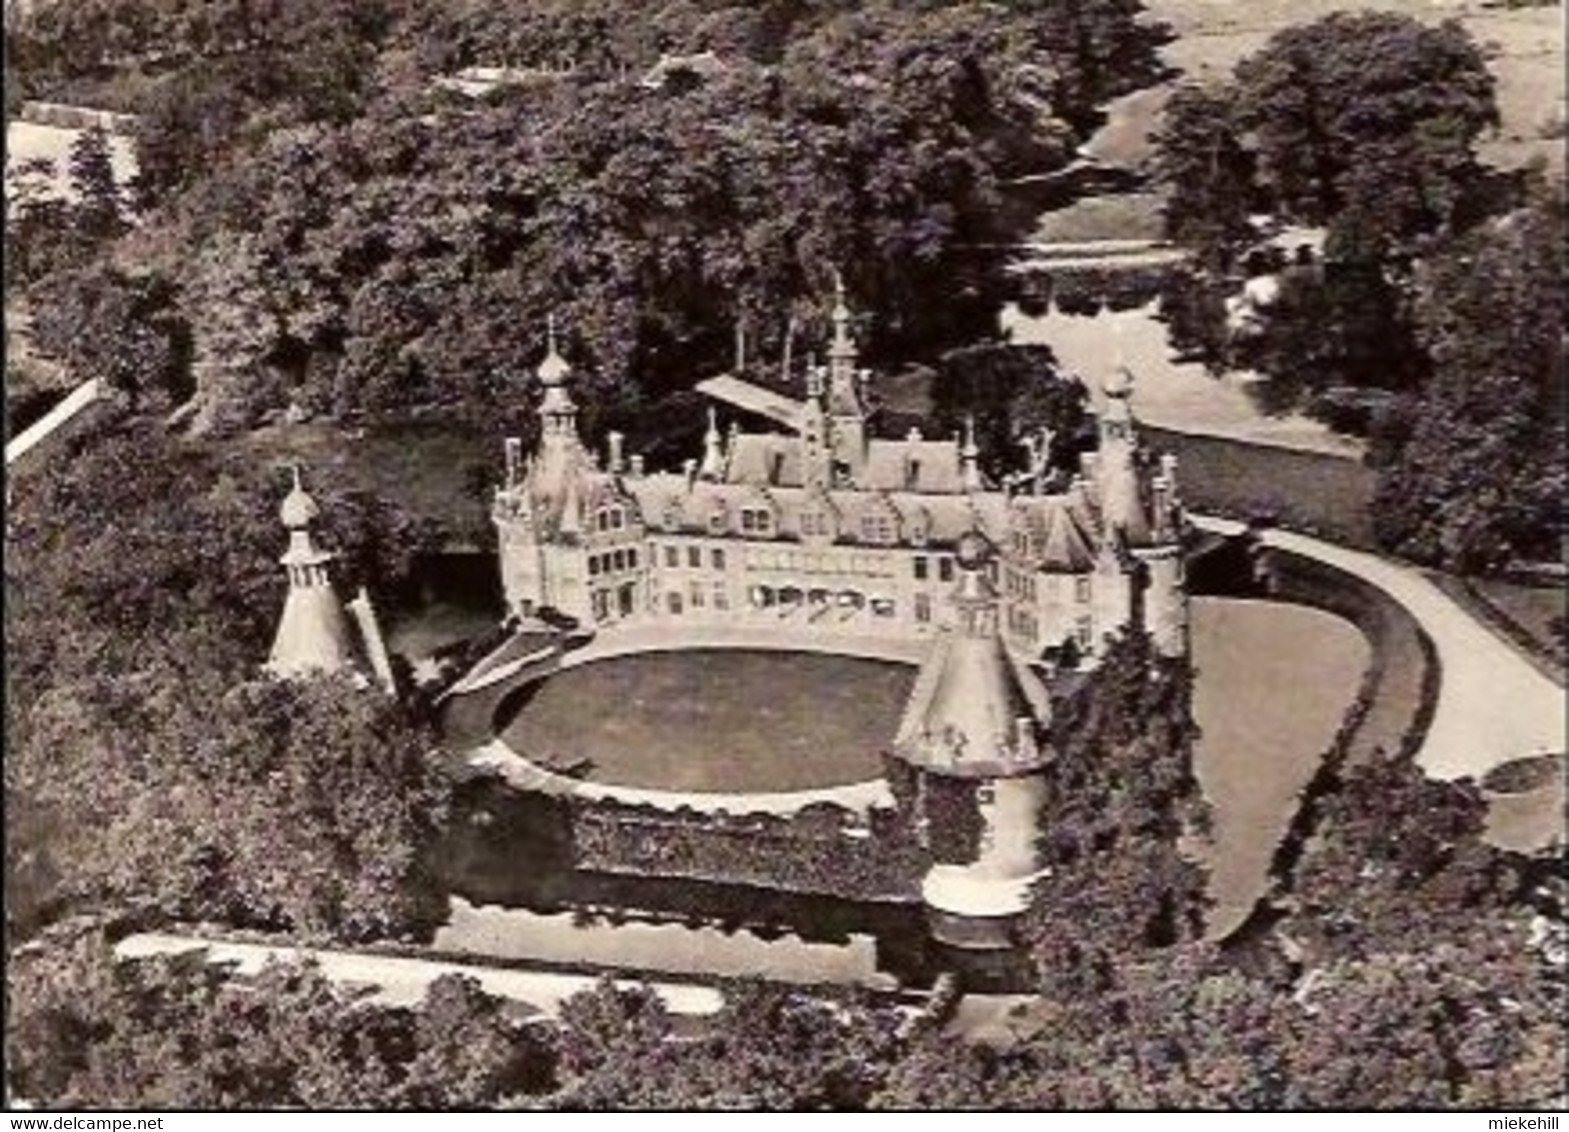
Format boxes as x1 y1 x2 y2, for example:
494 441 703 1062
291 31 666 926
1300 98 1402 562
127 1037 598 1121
894 532 1053 776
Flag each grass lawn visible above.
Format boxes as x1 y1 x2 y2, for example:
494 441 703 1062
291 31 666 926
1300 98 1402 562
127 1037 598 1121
1467 577 1566 669
1143 425 1377 547
499 650 915 794
1029 192 1167 245
1143 0 1563 177
1189 595 1371 937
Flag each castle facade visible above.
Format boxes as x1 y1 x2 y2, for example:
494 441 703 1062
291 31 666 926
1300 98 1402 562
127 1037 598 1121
492 284 1187 666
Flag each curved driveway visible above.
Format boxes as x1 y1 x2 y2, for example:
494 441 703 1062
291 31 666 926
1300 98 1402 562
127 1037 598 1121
1193 515 1565 781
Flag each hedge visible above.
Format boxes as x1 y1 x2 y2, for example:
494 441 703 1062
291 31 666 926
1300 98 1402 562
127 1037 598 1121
566 794 926 903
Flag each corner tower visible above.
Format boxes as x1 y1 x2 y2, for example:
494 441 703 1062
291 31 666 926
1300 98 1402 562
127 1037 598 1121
893 532 1055 951
826 272 869 482
267 467 356 679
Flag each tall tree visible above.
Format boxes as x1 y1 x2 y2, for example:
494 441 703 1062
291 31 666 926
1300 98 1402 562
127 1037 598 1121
1232 12 1497 246
1371 197 1565 571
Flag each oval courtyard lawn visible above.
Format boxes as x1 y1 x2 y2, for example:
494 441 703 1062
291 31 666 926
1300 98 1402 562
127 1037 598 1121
498 649 915 794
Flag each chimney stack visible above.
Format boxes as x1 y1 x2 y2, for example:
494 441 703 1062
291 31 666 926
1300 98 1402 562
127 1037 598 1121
629 454 645 478
607 430 625 474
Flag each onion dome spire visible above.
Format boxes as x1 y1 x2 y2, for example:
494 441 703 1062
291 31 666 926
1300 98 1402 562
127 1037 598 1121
538 313 571 385
537 314 579 434
267 465 355 680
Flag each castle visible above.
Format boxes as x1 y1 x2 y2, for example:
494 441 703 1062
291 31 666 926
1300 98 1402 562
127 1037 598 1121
481 285 1190 949
492 279 1187 665
264 283 1191 957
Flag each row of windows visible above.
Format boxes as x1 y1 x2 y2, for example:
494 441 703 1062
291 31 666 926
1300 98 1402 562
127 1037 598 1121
746 549 896 579
659 543 727 572
662 585 902 619
665 504 926 546
911 555 956 584
587 548 639 576
1004 570 1093 604
596 507 628 532
665 581 733 614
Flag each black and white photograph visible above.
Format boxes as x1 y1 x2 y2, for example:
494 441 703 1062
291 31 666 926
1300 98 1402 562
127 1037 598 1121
3 0 1564 1113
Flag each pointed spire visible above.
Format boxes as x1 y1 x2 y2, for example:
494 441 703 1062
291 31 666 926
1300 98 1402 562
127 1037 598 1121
279 463 320 529
1104 341 1134 401
893 529 1053 773
538 313 571 386
952 530 999 636
699 407 725 480
268 466 356 681
537 314 578 431
829 268 856 362
960 414 983 493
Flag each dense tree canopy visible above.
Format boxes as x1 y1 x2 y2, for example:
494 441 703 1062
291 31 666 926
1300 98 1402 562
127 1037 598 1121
1370 196 1565 572
1022 633 1209 1000
1155 11 1499 260
5 423 452 946
7 0 1167 441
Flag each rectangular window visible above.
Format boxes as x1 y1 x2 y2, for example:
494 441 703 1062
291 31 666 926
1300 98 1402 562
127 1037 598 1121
756 511 772 534
713 583 729 610
1076 616 1092 647
611 510 624 530
939 557 954 583
913 555 928 581
629 549 639 570
611 550 625 572
741 511 757 533
667 591 683 615
687 546 702 569
1076 577 1092 603
664 546 679 569
711 548 725 571
588 556 601 577
915 593 931 623
689 581 705 608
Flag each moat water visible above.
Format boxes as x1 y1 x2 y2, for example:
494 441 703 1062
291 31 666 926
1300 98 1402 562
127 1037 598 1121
401 564 1369 988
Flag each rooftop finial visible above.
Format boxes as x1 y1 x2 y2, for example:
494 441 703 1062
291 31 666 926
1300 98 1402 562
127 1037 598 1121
538 313 571 385
959 415 983 493
830 268 852 344
280 462 320 529
1104 340 1134 399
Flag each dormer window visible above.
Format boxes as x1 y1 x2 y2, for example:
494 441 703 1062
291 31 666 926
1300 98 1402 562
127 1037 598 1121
709 502 728 534
858 498 900 545
800 509 834 539
860 512 895 545
741 507 773 536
